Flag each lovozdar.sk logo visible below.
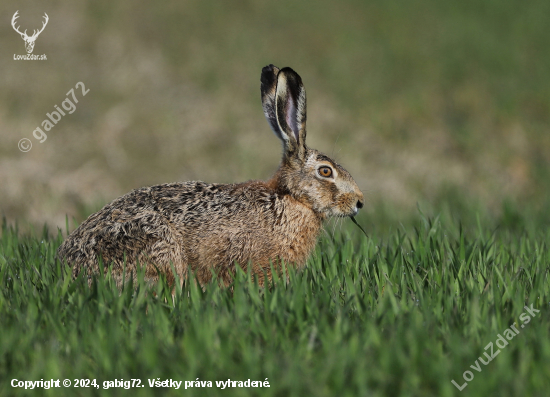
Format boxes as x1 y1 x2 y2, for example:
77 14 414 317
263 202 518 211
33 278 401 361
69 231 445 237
12 10 48 60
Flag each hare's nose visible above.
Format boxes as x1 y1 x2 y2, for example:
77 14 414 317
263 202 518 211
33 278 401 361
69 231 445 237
356 200 364 209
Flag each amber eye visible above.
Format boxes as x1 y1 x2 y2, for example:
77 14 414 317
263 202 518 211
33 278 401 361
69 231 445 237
318 166 333 178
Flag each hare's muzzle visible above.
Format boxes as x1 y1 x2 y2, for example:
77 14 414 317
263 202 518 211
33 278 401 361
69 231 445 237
351 199 362 215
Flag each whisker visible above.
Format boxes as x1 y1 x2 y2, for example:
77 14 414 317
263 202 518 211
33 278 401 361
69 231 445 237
331 217 338 238
331 131 342 159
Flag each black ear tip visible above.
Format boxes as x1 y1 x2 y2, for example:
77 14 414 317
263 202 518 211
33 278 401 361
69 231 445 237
279 66 296 74
261 64 279 85
279 67 303 85
262 64 277 73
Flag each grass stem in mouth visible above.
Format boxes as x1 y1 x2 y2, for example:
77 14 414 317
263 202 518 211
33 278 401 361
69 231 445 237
350 216 368 239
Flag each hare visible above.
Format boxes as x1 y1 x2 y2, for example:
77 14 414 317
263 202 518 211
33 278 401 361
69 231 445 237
57 65 364 288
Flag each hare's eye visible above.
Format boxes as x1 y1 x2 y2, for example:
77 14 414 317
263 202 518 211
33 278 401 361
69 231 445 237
318 166 333 178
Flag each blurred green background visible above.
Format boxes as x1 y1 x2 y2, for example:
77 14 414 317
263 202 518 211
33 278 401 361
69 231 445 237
1 0 549 231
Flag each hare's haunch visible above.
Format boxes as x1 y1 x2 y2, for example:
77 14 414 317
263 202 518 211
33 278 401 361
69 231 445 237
57 65 364 287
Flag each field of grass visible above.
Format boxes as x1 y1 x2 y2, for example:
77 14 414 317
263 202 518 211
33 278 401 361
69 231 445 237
1 215 548 397
2 1 550 395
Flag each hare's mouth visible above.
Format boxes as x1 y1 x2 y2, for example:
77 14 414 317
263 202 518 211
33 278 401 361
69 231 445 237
343 198 363 217
327 206 358 218
351 206 359 216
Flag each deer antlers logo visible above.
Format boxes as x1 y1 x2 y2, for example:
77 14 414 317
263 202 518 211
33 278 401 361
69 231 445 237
11 11 49 54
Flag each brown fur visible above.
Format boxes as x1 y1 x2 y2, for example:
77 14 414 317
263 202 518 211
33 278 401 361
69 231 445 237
57 65 364 288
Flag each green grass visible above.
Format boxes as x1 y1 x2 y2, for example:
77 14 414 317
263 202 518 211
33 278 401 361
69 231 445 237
1 216 549 397
3 1 550 394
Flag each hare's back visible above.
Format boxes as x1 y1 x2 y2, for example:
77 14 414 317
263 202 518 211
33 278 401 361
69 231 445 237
58 180 278 274
57 185 180 274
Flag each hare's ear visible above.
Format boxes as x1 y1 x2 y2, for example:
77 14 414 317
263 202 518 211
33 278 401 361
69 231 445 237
261 64 281 136
261 65 307 158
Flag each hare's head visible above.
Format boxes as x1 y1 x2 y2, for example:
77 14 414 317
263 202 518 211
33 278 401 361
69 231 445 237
261 65 364 219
